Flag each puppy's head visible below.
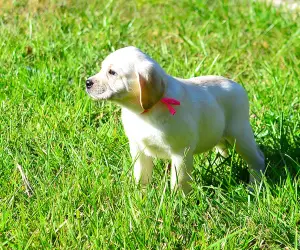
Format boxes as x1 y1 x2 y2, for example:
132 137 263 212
86 46 166 110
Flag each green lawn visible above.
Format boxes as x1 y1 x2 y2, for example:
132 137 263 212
0 0 299 248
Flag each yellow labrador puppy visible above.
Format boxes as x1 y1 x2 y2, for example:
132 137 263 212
86 46 265 194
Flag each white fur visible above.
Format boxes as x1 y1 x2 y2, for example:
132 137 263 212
86 46 265 194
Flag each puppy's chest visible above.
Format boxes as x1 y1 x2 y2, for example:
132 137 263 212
122 112 172 158
140 131 170 158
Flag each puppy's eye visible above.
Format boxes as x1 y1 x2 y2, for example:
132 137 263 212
108 69 117 76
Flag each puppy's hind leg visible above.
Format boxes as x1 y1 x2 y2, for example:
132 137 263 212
227 122 265 184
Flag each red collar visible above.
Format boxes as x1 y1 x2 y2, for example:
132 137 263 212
141 97 180 115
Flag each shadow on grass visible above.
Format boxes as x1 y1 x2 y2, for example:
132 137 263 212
262 140 300 184
194 133 300 190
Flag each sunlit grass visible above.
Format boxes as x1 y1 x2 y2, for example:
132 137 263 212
0 0 299 248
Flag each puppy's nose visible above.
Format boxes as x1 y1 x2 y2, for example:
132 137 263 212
86 79 94 89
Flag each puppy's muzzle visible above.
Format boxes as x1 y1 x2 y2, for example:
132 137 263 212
86 79 94 89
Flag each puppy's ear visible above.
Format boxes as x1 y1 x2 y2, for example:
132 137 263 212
137 63 165 110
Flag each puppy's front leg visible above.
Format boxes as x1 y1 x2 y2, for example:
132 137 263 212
129 142 153 186
171 152 193 194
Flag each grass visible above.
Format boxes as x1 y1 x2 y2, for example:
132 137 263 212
0 0 299 248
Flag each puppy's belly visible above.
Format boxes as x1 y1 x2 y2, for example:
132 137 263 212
194 133 223 153
194 109 226 154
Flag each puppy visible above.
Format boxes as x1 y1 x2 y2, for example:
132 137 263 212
86 46 265 194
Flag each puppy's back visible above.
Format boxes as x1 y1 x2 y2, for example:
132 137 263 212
186 75 250 122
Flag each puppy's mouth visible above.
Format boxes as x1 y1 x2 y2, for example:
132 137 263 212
86 89 113 101
86 87 130 102
86 86 113 100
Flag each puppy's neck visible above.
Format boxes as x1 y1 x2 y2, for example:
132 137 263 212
115 74 183 115
114 97 144 114
164 75 183 99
